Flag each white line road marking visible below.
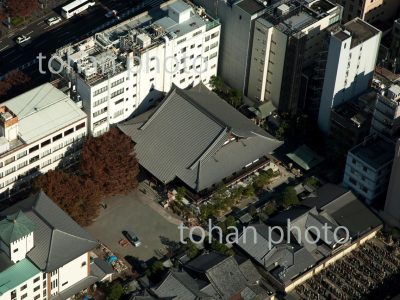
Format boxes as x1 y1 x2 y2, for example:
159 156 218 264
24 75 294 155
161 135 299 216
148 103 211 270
35 40 47 47
26 31 34 35
9 54 22 63
3 50 15 57
0 45 9 52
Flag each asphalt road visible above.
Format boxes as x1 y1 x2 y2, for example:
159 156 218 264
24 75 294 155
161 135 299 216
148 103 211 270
0 0 165 77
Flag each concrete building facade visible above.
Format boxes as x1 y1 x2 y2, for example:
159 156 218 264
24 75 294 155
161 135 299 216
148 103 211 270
246 0 342 115
343 135 395 204
371 84 400 139
318 18 381 134
193 0 267 95
53 0 221 136
0 83 87 201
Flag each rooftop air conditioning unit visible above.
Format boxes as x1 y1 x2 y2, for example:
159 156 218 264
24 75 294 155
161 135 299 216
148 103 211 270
276 4 290 16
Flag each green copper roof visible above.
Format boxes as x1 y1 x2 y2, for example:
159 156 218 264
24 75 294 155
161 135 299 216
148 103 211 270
0 211 35 244
287 145 324 171
0 258 41 295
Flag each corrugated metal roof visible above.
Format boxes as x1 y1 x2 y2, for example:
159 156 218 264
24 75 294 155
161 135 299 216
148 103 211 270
3 83 86 144
1 191 98 272
119 84 282 191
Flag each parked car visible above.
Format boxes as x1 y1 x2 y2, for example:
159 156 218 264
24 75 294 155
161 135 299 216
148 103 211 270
47 16 62 26
123 230 141 247
15 35 31 45
105 10 118 18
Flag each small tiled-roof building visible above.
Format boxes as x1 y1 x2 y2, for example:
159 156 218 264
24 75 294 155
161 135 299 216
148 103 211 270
152 251 275 300
235 184 382 292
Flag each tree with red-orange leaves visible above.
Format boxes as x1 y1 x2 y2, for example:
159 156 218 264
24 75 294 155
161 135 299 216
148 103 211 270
33 170 102 226
5 0 37 18
80 127 140 196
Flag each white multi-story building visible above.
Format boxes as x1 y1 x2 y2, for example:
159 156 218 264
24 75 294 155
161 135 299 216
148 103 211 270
0 83 87 201
371 84 400 139
0 191 101 300
343 135 395 204
318 18 381 134
246 0 342 114
52 0 221 136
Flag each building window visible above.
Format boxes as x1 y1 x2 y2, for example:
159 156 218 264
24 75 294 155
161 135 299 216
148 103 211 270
11 290 16 299
115 99 124 105
62 282 68 286
34 295 40 300
34 277 40 283
5 167 15 176
53 143 63 152
20 285 27 291
81 261 87 267
41 159 52 168
13 248 18 253
93 86 108 96
211 32 219 39
52 134 62 142
17 151 27 159
76 122 85 131
209 52 217 60
111 88 124 99
93 107 108 118
111 78 124 88
64 128 74 136
93 117 107 128
41 139 51 148
34 286 40 292
210 41 218 49
177 38 186 45
94 96 108 107
192 30 201 37
20 294 27 300
113 109 124 118
4 156 15 166
29 145 39 153
29 155 39 164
